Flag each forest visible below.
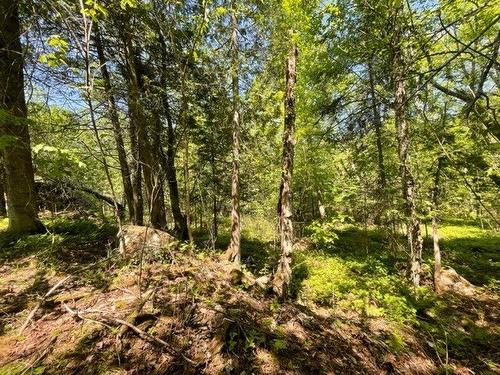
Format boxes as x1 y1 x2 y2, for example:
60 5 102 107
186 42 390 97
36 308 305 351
0 0 499 373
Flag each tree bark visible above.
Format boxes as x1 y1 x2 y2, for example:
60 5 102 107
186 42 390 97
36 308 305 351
164 97 188 239
158 32 188 239
122 22 166 229
392 10 423 287
273 39 297 298
210 148 218 249
368 61 387 225
94 25 134 223
0 157 7 217
0 0 44 233
226 0 241 263
431 156 444 293
119 20 143 226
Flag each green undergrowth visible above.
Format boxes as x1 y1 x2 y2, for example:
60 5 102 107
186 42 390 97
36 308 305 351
0 215 117 283
290 219 499 370
194 214 279 275
428 223 500 290
293 224 424 324
0 218 7 231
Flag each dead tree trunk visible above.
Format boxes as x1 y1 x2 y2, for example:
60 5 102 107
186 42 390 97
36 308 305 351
226 0 241 263
273 39 298 298
391 6 423 287
0 0 44 233
431 156 444 293
94 25 134 223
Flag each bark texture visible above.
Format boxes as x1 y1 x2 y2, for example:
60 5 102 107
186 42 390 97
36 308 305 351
368 62 386 193
0 0 44 233
273 40 298 298
226 0 241 263
392 9 423 287
120 20 143 226
122 21 166 230
432 156 444 293
95 25 134 223
0 157 7 217
158 32 188 239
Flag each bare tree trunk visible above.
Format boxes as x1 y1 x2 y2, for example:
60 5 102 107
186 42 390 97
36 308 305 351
149 111 168 230
368 60 386 225
94 24 134 222
164 98 188 239
119 21 143 226
158 32 188 239
210 150 218 249
122 23 166 229
0 157 7 217
432 156 444 293
392 7 423 287
273 39 297 298
226 0 241 263
183 125 193 242
0 0 44 233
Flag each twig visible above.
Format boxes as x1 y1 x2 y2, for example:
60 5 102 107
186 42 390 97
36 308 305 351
19 336 57 375
19 275 72 334
63 303 197 365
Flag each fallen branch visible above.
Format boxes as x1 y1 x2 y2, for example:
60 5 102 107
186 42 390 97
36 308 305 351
19 275 72 334
62 303 197 365
19 336 57 375
118 288 156 338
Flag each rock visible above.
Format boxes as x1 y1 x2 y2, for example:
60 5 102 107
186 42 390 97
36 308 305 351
118 225 179 254
440 268 477 296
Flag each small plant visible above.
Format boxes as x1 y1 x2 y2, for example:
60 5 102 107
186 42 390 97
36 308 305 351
306 220 339 250
386 331 405 353
272 338 287 352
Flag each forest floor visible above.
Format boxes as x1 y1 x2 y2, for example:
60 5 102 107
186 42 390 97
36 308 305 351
0 214 498 374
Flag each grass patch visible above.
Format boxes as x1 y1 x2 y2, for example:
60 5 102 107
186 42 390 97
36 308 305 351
423 224 500 289
0 216 117 288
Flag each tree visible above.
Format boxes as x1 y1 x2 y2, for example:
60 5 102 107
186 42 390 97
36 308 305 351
0 156 6 217
273 37 298 298
431 155 444 293
94 24 135 223
226 0 242 263
390 2 423 286
0 0 44 233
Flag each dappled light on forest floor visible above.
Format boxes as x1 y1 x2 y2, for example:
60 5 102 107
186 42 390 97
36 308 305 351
1 216 498 374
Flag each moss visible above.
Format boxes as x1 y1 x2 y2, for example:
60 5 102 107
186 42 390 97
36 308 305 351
386 331 405 354
0 361 27 375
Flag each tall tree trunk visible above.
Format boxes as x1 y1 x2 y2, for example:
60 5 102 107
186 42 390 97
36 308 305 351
0 0 44 233
210 149 218 249
432 156 444 293
119 21 143 226
273 39 297 298
122 23 166 229
137 111 167 229
0 157 7 217
183 124 193 242
164 97 188 239
392 7 423 287
368 61 386 196
94 25 134 223
158 32 188 239
226 0 241 263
